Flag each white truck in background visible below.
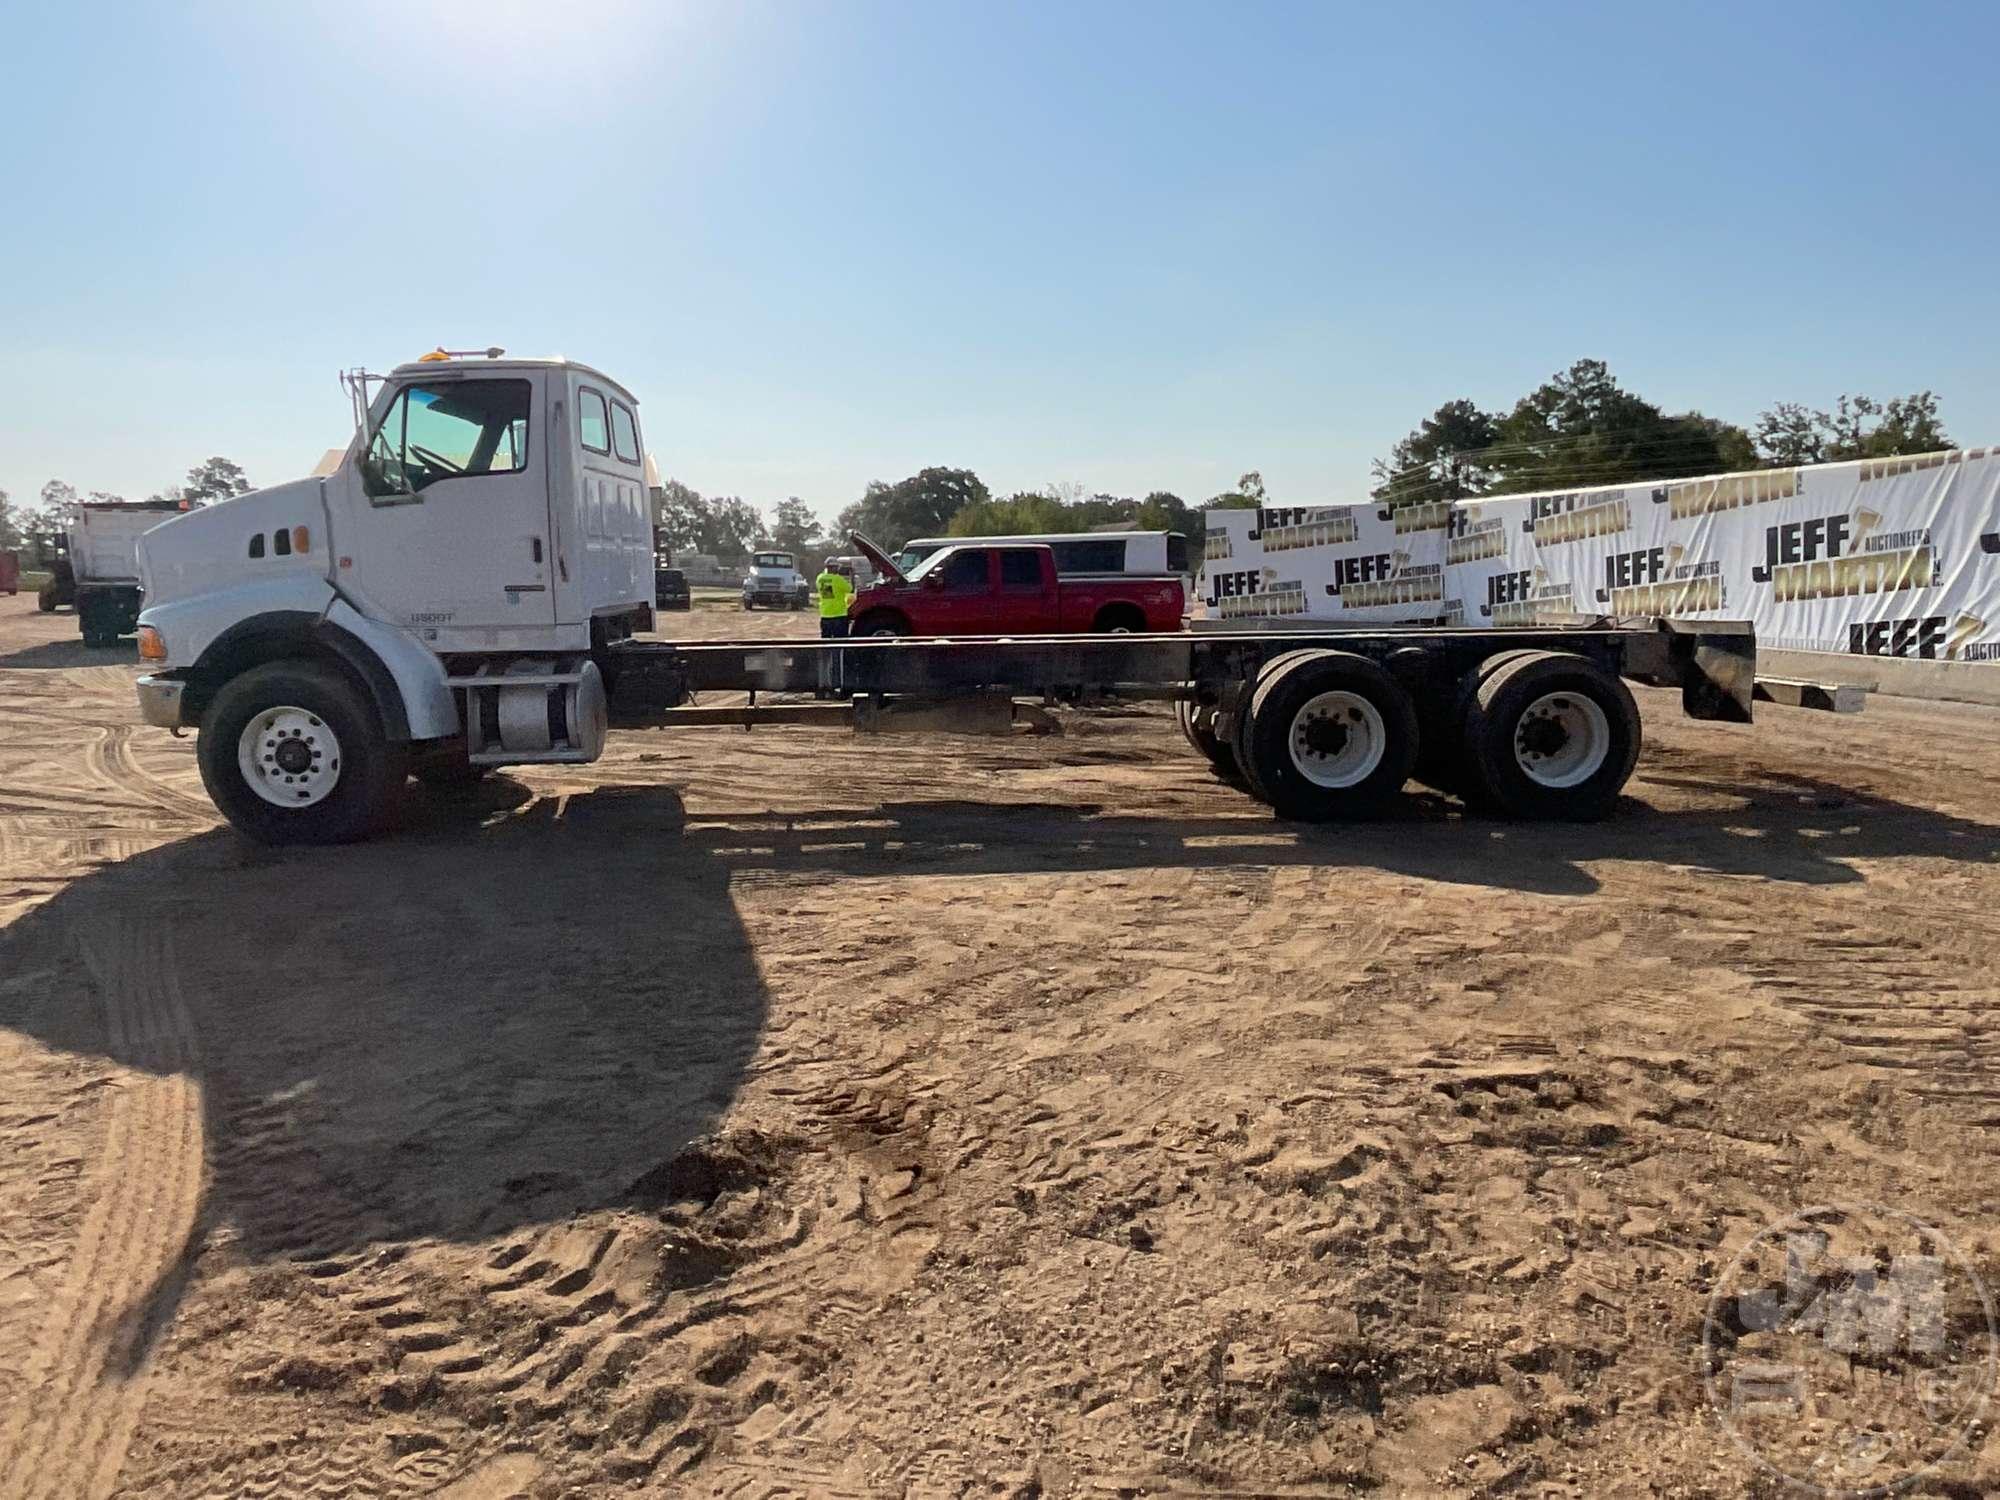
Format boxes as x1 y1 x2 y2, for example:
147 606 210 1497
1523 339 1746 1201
741 550 808 610
41 498 186 646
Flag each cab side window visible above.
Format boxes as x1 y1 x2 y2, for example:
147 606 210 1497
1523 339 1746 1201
999 550 1042 587
941 550 990 590
579 388 610 454
610 402 640 465
363 380 532 500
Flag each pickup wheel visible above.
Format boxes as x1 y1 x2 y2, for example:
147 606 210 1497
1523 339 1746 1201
37 582 58 612
854 611 908 638
1092 604 1146 634
198 661 404 845
1459 651 1640 820
1239 651 1417 820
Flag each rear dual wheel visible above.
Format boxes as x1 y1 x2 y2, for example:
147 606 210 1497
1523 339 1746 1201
1460 651 1639 820
1235 650 1417 820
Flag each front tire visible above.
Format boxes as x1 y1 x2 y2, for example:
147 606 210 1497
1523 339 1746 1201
854 611 908 638
198 661 404 844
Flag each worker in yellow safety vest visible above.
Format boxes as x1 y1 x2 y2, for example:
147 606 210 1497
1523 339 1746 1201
815 560 853 639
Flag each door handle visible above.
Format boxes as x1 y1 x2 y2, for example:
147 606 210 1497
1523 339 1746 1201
531 537 544 564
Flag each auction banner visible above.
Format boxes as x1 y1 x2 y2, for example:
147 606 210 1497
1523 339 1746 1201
1197 503 1448 624
1200 448 2000 665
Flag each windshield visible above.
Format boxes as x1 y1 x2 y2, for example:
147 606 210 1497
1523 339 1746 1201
895 542 946 574
905 548 964 581
751 553 793 569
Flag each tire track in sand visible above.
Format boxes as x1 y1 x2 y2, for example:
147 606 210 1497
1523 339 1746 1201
83 723 214 826
0 917 205 1500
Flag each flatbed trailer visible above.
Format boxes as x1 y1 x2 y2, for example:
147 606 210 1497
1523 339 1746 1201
591 617 1781 823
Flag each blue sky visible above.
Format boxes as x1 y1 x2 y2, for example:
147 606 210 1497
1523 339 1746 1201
3 0 1994 523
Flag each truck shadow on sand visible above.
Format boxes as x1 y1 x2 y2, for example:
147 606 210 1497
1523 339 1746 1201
582 771 1999 897
0 636 135 670
0 792 767 1374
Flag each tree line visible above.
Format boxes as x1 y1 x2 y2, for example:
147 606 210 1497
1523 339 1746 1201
1370 358 1953 509
0 458 253 561
652 469 1225 561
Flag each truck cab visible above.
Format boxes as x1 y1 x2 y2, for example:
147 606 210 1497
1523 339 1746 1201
742 550 806 610
133 353 653 842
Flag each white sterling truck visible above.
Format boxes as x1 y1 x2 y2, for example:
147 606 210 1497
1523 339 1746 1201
133 351 1844 845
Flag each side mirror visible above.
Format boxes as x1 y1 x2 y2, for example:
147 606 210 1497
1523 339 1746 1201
923 572 945 589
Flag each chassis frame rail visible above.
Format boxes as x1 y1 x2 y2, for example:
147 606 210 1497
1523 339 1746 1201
608 619 1757 724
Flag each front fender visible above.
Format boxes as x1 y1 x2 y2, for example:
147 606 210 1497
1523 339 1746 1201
323 599 458 740
141 573 338 672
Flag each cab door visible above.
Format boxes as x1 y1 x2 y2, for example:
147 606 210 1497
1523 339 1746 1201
342 371 556 633
927 548 994 633
994 547 1054 632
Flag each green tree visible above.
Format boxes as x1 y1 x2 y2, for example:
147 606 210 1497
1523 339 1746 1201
1753 402 1822 466
1371 398 1499 508
768 497 818 553
948 491 1071 537
652 479 710 554
836 466 989 550
1754 392 1952 466
1203 471 1269 510
182 456 251 507
0 488 19 550
41 479 77 512
1134 490 1198 537
1485 359 1731 494
702 497 763 559
1675 413 1758 473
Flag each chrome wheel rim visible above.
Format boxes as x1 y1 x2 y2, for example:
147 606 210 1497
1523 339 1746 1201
239 706 342 808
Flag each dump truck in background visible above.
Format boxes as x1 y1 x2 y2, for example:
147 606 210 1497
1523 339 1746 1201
39 498 186 646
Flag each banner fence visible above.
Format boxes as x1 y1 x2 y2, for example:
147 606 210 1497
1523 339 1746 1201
1198 448 2000 664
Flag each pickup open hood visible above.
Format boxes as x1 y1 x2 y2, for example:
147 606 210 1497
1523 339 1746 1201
848 532 907 586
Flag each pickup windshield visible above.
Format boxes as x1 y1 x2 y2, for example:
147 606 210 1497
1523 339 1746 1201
751 553 793 569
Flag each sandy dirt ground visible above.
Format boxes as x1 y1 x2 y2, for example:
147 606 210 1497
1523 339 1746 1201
4 590 2000 1498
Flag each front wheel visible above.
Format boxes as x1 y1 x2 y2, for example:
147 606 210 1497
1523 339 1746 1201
197 661 404 844
854 612 908 638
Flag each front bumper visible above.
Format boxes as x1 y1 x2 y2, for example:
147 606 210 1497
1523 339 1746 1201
136 673 187 730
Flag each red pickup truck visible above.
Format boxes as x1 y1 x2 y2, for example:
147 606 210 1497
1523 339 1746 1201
847 535 1184 636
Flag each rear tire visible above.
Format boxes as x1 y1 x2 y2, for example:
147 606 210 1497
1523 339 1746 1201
1240 651 1417 820
37 583 58 612
1460 651 1640 820
1176 697 1244 785
1412 648 1546 797
198 660 404 844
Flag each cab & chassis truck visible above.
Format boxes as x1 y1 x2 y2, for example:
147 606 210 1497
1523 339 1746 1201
129 353 1842 845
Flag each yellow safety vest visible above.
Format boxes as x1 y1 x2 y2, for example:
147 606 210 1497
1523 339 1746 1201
816 571 852 619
